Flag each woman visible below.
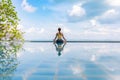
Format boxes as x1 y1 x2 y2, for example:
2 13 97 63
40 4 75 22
53 28 66 44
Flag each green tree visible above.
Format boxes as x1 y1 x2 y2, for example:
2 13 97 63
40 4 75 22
0 0 24 41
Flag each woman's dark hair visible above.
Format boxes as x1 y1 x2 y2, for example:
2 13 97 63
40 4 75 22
58 28 61 32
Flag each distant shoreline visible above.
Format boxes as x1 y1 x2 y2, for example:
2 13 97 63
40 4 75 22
26 40 120 43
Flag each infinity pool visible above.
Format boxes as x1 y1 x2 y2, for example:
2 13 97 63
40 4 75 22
0 42 120 80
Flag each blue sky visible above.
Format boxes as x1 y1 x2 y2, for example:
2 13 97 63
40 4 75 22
12 0 120 40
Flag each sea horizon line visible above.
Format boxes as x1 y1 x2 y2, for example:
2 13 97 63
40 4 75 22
25 40 120 43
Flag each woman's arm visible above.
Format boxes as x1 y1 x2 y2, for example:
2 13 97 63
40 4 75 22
53 33 57 43
62 33 67 43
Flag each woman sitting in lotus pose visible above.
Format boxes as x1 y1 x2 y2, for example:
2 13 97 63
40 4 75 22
53 28 66 44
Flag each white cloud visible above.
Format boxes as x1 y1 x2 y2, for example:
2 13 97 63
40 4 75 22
96 9 120 23
24 27 45 40
63 27 71 33
67 3 86 22
87 20 120 34
56 24 71 33
21 0 37 12
25 27 44 34
68 4 86 17
106 0 120 6
100 9 119 18
72 19 120 40
18 21 120 41
18 25 46 40
90 19 98 26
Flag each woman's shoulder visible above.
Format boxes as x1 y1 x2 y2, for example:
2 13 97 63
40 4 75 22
56 32 63 35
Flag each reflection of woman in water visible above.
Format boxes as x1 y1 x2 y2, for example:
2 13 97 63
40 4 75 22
54 42 66 56
53 28 66 56
53 28 66 44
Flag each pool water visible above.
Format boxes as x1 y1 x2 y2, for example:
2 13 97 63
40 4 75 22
0 42 120 80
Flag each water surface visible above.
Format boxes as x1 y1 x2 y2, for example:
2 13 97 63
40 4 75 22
0 42 120 80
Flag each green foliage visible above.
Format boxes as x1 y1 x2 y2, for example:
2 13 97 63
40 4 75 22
0 0 24 41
